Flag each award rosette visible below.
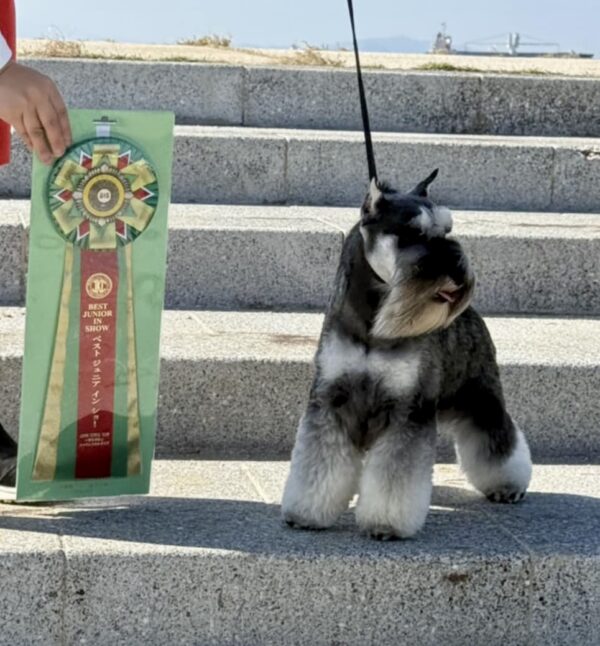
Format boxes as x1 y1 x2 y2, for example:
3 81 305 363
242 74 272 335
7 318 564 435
16 110 174 501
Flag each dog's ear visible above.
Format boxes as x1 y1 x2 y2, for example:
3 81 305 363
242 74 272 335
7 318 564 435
361 178 386 222
410 168 439 197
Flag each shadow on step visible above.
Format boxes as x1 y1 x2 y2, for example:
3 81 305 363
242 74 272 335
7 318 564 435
0 485 598 556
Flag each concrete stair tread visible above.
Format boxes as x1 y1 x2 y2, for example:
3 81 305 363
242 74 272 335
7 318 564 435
0 306 598 366
4 198 600 238
2 200 599 315
1 459 598 644
167 205 600 240
181 310 600 367
5 125 600 212
1 307 597 457
25 58 600 140
174 123 600 148
2 459 596 557
166 205 600 240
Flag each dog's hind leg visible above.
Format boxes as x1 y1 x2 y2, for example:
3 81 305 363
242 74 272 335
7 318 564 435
441 379 532 503
282 406 362 530
355 418 436 540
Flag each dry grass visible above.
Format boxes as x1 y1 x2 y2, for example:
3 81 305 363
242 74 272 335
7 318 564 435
416 61 554 76
513 67 553 76
416 62 482 73
280 43 344 68
178 34 232 48
36 39 85 58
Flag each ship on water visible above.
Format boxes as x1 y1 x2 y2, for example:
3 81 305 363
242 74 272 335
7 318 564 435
431 24 593 58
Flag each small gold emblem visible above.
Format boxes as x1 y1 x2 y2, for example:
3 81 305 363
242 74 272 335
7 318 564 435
86 273 113 300
82 172 126 219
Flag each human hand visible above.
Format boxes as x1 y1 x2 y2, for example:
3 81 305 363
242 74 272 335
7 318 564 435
0 61 72 164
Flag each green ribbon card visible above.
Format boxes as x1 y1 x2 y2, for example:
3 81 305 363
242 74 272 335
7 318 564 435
16 109 174 502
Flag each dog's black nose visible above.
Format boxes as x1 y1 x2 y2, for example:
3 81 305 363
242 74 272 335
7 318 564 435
417 237 471 287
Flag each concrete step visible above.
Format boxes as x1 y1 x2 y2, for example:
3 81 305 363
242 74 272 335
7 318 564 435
4 127 600 212
3 201 599 315
0 308 598 459
26 58 600 137
1 459 598 645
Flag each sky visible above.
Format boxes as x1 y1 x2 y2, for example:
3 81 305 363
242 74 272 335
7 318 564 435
16 0 600 56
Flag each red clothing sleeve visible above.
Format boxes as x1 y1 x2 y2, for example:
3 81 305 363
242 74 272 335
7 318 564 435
0 0 16 166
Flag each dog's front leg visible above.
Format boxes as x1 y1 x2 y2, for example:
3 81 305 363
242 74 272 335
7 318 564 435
282 407 361 530
356 421 436 540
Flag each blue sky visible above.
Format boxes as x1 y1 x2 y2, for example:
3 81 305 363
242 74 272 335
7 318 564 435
17 0 600 55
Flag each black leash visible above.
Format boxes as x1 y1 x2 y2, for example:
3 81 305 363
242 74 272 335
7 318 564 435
346 0 378 182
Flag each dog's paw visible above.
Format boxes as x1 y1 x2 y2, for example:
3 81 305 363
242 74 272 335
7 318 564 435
486 487 526 504
367 526 401 541
282 510 326 531
356 510 425 540
356 498 428 540
358 521 419 541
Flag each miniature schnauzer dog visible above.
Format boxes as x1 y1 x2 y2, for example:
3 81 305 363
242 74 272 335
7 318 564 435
282 170 532 540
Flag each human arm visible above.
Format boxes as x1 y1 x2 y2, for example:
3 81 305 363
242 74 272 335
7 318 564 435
0 33 72 164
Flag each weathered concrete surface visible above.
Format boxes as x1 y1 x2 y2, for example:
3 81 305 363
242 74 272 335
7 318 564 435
0 308 598 459
0 461 598 645
4 127 600 212
244 67 482 133
247 66 600 138
283 129 557 210
26 59 244 125
22 59 600 137
0 209 26 306
164 206 600 315
0 55 597 646
0 528 64 645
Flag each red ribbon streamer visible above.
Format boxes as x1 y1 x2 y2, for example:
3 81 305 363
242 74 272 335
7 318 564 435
75 250 119 479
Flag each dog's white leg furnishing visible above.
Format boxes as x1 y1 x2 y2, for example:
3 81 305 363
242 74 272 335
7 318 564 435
355 424 436 540
282 413 362 529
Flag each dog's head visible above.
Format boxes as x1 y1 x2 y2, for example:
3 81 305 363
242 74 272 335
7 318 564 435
359 169 475 338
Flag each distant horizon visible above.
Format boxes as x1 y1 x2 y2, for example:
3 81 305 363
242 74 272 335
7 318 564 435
18 33 597 60
17 0 600 57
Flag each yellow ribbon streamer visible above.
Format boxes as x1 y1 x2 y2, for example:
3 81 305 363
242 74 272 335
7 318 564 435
32 245 74 481
125 243 142 475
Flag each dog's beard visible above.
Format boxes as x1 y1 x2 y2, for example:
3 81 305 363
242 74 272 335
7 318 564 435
372 278 474 339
